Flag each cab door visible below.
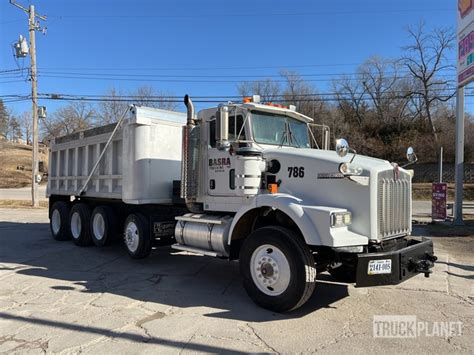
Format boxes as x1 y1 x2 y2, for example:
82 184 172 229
207 114 246 196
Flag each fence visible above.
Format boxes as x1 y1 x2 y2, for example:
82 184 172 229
412 163 474 183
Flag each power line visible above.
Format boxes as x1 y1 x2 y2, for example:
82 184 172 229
45 8 452 20
28 91 460 102
36 73 456 84
0 68 24 74
34 61 457 72
0 79 27 84
36 69 456 79
5 85 461 102
4 91 466 105
35 88 458 100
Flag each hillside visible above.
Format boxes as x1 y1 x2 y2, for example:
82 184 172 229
0 141 48 188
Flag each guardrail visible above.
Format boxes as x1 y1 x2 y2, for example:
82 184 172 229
447 202 474 217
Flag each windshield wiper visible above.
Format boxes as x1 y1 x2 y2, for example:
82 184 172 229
287 123 301 148
279 122 290 147
278 121 301 148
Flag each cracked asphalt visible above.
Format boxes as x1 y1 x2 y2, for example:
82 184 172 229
0 208 473 354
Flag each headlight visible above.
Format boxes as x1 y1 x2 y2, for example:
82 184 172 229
339 163 362 176
330 211 352 228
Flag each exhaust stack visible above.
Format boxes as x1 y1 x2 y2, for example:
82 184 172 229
184 94 195 126
181 95 202 212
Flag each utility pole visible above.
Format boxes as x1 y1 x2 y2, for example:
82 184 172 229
10 1 46 207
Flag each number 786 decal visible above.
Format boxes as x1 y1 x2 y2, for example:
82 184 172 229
288 166 305 178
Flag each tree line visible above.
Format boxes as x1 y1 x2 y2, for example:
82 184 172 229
1 23 473 163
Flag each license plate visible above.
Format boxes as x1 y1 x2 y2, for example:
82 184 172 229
368 259 392 275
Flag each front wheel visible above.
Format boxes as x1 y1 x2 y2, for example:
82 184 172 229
239 226 316 313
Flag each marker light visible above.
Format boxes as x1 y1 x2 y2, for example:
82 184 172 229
268 183 278 194
339 163 362 176
243 95 261 103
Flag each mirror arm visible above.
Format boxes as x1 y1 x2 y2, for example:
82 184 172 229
349 148 357 163
401 155 418 168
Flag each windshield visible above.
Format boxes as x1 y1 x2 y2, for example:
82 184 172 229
251 111 310 147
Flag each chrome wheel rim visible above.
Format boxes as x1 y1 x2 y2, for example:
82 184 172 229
51 209 61 235
250 244 291 296
125 221 139 252
70 211 82 239
92 213 105 240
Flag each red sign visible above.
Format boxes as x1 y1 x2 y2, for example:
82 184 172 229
432 183 447 220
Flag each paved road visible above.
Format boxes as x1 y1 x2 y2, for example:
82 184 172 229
0 208 472 353
0 186 47 201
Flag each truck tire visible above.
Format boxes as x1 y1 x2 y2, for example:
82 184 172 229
123 213 152 259
69 203 93 246
239 226 317 313
91 206 117 247
50 201 70 241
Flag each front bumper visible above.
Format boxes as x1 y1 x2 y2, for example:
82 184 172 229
355 238 437 287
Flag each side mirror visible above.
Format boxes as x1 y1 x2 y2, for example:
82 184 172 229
216 105 229 150
335 138 349 157
322 126 330 150
406 147 417 162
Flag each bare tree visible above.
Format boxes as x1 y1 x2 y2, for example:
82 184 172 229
280 69 330 121
18 111 32 144
332 75 368 127
358 56 412 123
98 87 129 124
58 101 96 134
42 101 96 141
0 99 10 140
402 22 456 143
132 85 178 111
98 86 178 124
9 116 22 142
237 78 281 103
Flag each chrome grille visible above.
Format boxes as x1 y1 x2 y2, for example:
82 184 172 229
378 172 411 239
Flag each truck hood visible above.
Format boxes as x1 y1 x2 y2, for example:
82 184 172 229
260 147 411 242
262 147 394 174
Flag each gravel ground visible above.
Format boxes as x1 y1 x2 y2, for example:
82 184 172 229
0 208 473 354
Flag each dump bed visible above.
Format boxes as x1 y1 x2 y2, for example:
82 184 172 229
47 106 186 204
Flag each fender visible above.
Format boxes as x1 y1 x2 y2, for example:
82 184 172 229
228 193 369 247
228 193 322 246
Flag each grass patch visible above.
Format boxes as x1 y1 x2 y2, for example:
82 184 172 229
0 199 48 208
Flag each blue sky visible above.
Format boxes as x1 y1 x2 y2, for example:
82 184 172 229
0 0 458 115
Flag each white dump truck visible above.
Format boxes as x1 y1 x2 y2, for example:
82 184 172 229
47 95 437 312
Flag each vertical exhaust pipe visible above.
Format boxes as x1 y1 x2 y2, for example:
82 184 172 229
184 94 195 126
181 94 202 212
